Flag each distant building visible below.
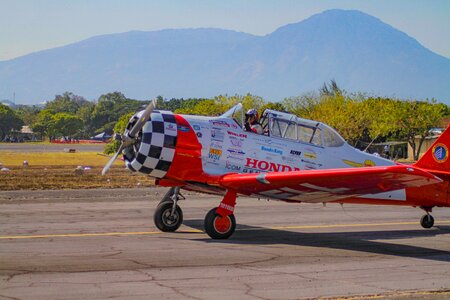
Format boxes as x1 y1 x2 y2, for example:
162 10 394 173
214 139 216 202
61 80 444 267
408 135 441 161
19 126 38 141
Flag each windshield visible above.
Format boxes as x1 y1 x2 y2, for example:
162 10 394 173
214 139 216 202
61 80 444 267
220 103 244 128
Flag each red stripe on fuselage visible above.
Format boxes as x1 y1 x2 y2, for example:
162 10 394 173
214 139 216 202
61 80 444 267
164 115 219 184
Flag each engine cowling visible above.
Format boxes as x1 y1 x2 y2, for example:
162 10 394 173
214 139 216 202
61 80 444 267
123 110 178 178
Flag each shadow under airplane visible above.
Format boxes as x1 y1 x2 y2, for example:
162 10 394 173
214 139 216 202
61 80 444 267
182 219 450 263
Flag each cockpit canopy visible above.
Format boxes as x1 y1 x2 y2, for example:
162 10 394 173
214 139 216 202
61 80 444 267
221 104 345 148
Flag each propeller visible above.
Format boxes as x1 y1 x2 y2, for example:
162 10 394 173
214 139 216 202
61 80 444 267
101 99 157 175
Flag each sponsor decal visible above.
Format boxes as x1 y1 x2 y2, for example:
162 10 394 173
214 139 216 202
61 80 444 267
205 160 220 166
226 155 245 162
364 160 376 167
210 120 230 128
290 150 301 156
229 137 243 147
225 161 241 171
177 125 190 132
304 152 317 160
208 148 222 160
433 143 448 163
211 129 224 141
227 131 247 138
261 146 283 155
245 158 300 172
304 165 317 170
242 168 260 174
193 125 201 131
219 202 235 212
301 159 323 167
211 142 223 149
254 136 287 147
227 148 245 155
343 159 375 167
165 123 177 132
196 132 202 138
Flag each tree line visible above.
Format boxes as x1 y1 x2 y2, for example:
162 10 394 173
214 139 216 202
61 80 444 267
1 82 448 160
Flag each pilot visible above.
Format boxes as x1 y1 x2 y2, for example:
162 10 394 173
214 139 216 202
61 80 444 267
244 109 263 134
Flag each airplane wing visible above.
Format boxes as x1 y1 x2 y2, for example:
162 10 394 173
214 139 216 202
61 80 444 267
219 165 441 203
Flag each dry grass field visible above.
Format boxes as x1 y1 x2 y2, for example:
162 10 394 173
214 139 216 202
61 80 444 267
0 151 155 190
0 151 112 166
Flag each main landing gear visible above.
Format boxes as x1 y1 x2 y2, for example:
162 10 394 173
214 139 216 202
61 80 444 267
203 190 237 239
204 207 236 239
420 206 435 229
153 188 238 239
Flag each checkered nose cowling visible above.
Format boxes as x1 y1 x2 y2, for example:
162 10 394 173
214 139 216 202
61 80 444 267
125 111 178 178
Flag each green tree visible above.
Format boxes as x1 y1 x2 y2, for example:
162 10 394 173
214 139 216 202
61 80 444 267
261 102 286 112
0 104 24 140
31 109 56 140
45 92 89 114
301 93 366 146
14 105 41 125
104 112 134 154
176 99 225 115
320 79 343 97
396 100 445 160
281 93 318 117
76 102 96 138
90 92 145 134
52 113 83 138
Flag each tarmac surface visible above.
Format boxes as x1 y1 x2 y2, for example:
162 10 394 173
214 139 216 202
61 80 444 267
0 142 105 153
0 188 449 300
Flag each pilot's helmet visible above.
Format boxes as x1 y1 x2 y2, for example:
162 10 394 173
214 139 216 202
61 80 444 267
245 109 258 119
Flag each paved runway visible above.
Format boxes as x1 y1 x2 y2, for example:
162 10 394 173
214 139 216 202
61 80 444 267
0 188 449 299
0 143 105 153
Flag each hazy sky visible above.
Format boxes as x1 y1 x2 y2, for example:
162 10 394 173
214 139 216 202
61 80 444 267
0 0 449 61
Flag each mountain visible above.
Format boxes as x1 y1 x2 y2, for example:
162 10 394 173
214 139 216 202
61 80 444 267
1 9 449 105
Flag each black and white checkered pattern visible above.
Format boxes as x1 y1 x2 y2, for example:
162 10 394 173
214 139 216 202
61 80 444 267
126 111 178 178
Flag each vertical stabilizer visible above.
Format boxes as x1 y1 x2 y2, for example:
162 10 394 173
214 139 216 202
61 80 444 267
414 125 450 173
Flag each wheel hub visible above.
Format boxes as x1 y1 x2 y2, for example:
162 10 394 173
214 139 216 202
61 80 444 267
214 216 231 234
162 210 178 226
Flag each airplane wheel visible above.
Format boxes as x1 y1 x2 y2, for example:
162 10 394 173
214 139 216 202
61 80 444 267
204 207 236 239
420 214 434 229
154 202 183 232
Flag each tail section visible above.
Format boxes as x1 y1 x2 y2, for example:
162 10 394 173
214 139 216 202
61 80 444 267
414 125 450 175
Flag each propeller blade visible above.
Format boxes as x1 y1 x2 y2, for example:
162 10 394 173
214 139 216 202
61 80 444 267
102 99 157 176
128 99 157 138
101 143 124 176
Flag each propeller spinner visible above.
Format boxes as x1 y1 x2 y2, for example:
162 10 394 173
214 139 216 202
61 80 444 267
101 99 157 175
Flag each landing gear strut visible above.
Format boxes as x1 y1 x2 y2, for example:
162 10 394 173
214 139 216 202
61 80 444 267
153 187 184 232
204 190 237 239
420 206 435 229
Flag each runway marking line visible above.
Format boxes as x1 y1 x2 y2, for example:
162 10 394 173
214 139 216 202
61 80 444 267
1 220 450 240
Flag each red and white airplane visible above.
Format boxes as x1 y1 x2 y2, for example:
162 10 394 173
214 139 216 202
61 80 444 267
102 101 450 239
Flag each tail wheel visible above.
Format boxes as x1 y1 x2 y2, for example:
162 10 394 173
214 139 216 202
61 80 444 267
204 207 236 239
154 202 183 232
420 214 434 229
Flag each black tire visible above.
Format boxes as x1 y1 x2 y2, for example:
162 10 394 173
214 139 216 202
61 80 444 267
420 214 434 229
153 202 183 232
204 207 236 239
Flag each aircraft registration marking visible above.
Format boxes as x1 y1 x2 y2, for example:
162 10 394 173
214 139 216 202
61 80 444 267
2 220 450 240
